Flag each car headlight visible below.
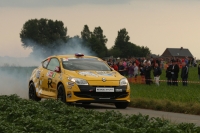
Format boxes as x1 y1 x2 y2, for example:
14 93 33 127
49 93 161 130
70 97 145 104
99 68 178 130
119 78 128 86
70 78 88 85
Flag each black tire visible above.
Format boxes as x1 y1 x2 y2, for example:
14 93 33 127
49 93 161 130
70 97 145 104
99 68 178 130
29 82 41 101
57 84 67 103
115 102 129 109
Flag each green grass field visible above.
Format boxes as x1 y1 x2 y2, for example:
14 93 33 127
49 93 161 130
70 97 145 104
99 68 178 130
129 66 200 114
131 84 200 103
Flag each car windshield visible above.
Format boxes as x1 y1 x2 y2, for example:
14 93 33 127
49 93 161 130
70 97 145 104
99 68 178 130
62 58 111 71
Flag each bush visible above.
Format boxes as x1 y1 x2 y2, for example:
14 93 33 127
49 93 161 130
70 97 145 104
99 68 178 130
0 95 200 133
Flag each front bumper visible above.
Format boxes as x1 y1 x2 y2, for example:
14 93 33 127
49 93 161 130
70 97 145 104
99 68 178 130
74 85 128 99
66 85 130 103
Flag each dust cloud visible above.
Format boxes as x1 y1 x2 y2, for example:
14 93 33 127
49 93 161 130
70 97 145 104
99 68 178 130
0 68 32 99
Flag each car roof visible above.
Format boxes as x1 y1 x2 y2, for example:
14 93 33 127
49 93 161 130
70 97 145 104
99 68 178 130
44 54 100 61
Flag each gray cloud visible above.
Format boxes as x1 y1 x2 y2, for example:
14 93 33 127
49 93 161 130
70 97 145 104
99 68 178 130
0 0 132 8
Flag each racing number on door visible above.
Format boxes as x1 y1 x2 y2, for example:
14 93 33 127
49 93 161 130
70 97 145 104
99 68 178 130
48 78 53 88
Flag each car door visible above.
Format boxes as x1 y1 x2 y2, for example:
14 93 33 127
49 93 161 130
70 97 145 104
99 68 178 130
41 58 61 98
34 59 49 97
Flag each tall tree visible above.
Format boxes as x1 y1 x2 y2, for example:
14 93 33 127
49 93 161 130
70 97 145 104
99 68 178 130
81 25 92 50
114 28 130 49
110 28 151 58
140 46 151 57
90 26 108 57
81 25 91 42
93 27 108 45
20 18 68 57
111 28 130 57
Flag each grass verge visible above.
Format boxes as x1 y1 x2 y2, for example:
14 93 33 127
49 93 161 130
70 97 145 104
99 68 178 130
129 78 200 115
129 98 200 115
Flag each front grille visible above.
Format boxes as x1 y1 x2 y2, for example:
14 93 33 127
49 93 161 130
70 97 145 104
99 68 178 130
77 85 127 92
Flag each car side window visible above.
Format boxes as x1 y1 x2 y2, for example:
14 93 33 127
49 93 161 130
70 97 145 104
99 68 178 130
42 60 49 68
47 58 60 71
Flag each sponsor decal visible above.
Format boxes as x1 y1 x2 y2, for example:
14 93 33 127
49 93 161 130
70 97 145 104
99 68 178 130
47 71 56 78
59 73 63 80
36 70 41 79
96 71 115 76
79 71 98 77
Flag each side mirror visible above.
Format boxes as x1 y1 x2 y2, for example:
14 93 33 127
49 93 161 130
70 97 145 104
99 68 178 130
54 66 61 73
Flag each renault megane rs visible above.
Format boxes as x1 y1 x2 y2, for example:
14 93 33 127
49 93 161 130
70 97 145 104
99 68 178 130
29 53 130 109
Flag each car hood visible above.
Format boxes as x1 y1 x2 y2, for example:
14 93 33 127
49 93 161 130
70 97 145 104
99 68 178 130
64 70 124 81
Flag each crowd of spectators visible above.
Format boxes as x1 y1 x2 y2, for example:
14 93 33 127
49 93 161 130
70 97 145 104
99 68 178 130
105 56 199 86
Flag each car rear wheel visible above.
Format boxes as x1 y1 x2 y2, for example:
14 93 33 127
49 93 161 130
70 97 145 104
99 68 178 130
57 84 67 103
115 102 129 109
29 82 41 101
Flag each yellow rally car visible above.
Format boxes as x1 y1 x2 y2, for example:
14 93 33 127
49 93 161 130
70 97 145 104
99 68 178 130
29 53 130 109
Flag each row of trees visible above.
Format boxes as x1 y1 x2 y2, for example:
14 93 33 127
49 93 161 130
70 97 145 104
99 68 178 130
20 18 151 58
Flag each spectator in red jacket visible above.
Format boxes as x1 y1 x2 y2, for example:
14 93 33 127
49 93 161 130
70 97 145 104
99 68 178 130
111 62 118 71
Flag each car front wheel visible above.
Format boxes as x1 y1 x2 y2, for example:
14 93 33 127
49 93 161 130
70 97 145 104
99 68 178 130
57 84 67 103
115 102 129 109
29 82 41 101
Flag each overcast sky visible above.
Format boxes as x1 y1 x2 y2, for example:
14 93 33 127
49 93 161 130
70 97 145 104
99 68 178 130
0 0 200 59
